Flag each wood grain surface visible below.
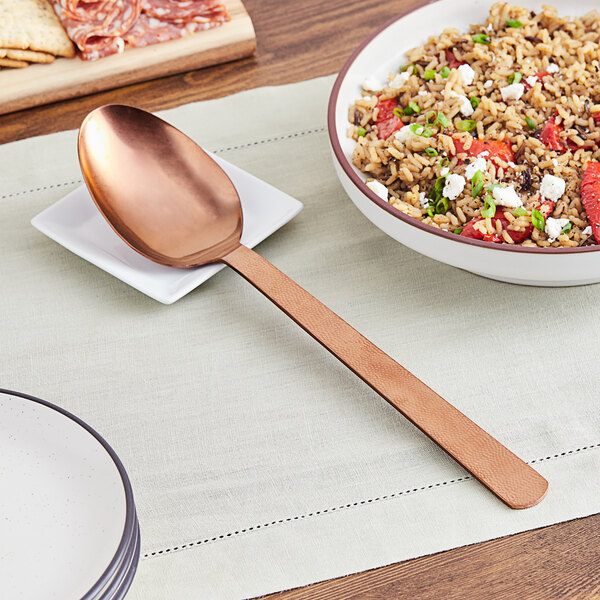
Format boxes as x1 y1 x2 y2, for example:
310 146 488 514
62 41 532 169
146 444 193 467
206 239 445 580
3 1 598 597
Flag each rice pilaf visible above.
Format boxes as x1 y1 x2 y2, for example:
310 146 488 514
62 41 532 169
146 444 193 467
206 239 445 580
348 2 600 247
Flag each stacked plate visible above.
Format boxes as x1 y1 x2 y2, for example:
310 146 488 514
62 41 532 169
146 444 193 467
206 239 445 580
0 389 140 600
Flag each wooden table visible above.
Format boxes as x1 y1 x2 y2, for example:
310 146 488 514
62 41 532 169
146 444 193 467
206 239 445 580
3 1 598 597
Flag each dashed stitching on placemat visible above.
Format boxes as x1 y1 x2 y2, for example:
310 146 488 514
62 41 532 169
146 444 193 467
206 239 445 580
1 127 328 201
1 179 82 200
141 441 600 560
211 126 327 154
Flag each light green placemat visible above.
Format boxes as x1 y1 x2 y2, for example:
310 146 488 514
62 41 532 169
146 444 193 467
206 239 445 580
1 75 599 600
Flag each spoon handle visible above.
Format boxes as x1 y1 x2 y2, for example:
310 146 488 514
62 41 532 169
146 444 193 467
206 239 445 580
222 243 547 509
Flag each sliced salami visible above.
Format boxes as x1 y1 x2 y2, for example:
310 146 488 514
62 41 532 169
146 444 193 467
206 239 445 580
125 6 229 48
51 0 142 60
141 0 229 24
51 0 230 60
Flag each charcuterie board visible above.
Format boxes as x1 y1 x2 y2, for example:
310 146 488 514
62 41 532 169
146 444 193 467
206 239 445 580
0 0 255 116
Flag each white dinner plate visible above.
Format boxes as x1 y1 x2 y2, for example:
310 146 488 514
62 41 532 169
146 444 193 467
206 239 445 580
0 389 137 600
31 153 303 304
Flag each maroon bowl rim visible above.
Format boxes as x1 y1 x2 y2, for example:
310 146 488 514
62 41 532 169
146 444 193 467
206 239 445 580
327 0 600 255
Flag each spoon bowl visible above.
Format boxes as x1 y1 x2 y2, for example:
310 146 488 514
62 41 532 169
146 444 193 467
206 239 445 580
77 104 548 510
78 104 242 267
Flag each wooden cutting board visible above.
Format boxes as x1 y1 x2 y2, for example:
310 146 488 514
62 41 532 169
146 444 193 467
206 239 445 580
0 0 255 116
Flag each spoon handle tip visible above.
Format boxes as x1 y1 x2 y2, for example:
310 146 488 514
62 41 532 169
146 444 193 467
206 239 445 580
222 243 547 510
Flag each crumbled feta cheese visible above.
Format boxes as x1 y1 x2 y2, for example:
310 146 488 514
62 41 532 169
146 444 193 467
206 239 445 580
443 173 466 200
465 157 487 179
418 90 428 96
492 185 523 208
458 64 476 86
394 127 415 144
582 225 593 236
487 22 494 31
389 71 411 90
547 63 560 74
362 77 384 92
540 174 566 202
366 180 388 201
551 158 559 167
419 192 429 209
449 91 474 117
440 166 450 177
500 83 525 102
484 79 494 89
545 217 570 242
525 75 538 88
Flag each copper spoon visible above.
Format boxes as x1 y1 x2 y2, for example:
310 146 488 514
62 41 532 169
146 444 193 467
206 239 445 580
78 104 548 509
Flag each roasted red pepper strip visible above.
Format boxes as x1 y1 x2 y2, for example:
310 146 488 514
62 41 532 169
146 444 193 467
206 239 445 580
539 116 578 152
581 162 600 243
452 137 515 165
539 199 555 218
444 48 465 69
374 97 404 140
592 113 600 124
539 116 566 152
461 208 533 243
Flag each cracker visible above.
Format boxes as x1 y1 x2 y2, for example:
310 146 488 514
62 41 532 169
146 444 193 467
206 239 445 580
0 0 75 58
0 57 29 68
2 48 55 63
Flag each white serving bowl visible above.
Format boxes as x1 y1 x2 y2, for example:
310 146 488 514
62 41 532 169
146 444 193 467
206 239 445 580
328 0 600 286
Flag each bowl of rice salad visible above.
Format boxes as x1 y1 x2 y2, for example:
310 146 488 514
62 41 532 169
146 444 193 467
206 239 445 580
328 0 600 285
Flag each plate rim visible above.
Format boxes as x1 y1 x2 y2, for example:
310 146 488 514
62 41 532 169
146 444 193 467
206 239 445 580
0 388 137 600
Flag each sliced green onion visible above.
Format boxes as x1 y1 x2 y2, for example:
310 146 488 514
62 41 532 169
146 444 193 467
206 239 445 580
458 119 477 132
453 227 463 234
508 72 523 85
470 96 480 109
403 101 421 116
426 206 436 217
561 221 573 234
436 112 451 128
440 66 451 79
428 177 447 205
425 110 437 125
393 107 404 118
486 183 501 192
471 170 484 197
525 117 536 131
436 197 449 214
409 123 434 137
424 69 436 81
400 64 417 74
357 127 367 137
439 156 450 168
513 206 527 216
424 147 439 157
481 194 496 218
472 33 492 44
506 19 523 28
531 208 545 231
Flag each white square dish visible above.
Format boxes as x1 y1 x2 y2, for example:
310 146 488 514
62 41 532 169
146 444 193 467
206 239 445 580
31 154 303 304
